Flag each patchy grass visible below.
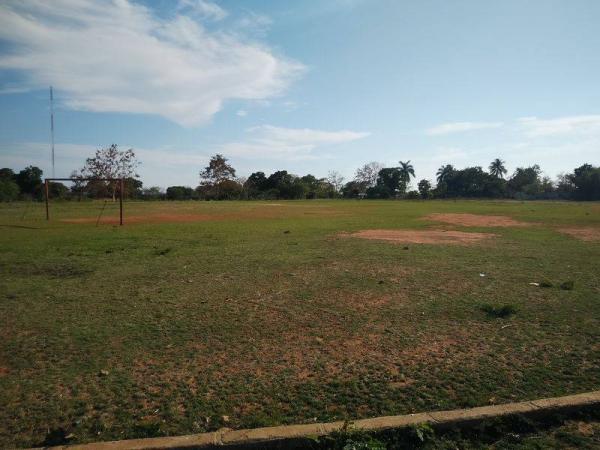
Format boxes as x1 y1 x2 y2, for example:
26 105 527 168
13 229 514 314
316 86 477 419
0 199 599 447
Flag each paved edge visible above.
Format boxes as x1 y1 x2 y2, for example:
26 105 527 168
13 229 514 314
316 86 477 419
39 390 600 450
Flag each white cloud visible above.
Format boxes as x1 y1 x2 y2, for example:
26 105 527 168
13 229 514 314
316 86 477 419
177 0 227 21
0 0 304 126
235 11 273 35
518 115 600 137
219 125 370 160
426 121 504 135
236 109 248 117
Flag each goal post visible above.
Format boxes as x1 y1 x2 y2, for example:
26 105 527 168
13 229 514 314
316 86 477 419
44 177 125 225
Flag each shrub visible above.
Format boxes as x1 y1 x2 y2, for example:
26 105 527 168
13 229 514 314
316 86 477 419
0 179 20 202
481 304 517 319
560 280 575 290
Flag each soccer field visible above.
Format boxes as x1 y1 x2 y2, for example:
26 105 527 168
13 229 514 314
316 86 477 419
1 199 599 447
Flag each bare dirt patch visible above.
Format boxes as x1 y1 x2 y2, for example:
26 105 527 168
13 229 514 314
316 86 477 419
426 213 530 227
559 227 600 241
346 229 496 245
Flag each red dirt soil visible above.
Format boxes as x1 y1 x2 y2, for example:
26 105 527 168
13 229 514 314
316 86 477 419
426 213 530 227
559 227 600 241
346 229 496 245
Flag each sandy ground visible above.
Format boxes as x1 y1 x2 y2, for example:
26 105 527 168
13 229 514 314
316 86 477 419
559 227 600 241
346 229 496 245
425 213 530 227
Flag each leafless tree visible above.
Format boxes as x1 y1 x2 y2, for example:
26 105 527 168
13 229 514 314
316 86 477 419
354 162 384 188
327 170 345 194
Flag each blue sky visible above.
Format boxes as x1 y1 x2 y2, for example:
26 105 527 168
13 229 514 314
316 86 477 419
1 0 599 188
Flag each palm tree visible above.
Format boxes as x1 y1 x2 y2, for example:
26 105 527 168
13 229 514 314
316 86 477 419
436 164 454 184
489 158 507 178
398 160 415 185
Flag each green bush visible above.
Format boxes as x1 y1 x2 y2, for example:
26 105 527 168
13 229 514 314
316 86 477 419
481 303 517 319
0 179 20 202
560 280 575 290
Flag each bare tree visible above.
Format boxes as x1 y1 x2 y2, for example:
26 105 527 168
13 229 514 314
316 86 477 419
355 162 384 188
80 144 139 201
327 170 345 195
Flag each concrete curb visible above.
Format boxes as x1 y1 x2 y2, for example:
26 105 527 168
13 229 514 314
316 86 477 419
41 390 600 449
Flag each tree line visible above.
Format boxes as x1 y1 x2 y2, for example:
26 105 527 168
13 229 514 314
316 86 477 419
1 146 599 201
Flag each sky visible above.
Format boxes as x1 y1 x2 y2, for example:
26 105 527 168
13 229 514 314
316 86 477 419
0 0 599 189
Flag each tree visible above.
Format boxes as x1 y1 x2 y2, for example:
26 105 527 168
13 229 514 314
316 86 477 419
342 180 364 198
556 173 575 198
246 172 268 189
199 154 236 200
355 162 384 189
199 154 236 185
69 170 86 201
0 168 19 202
48 182 68 199
141 186 164 200
508 165 542 197
371 167 403 198
215 179 243 200
436 164 454 184
16 166 43 198
0 168 16 181
567 164 600 200
243 171 268 199
489 158 507 178
417 179 432 199
265 171 306 199
124 177 143 199
443 166 506 198
80 145 139 201
300 174 319 198
167 186 194 200
398 160 415 193
327 171 345 196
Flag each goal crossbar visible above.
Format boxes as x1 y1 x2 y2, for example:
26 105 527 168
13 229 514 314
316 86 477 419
44 177 125 225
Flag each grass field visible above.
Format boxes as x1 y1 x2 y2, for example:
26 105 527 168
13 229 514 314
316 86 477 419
0 199 599 447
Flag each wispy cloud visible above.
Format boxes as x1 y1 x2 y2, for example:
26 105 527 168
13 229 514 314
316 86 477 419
177 0 228 21
0 0 304 126
235 11 273 36
426 121 504 136
518 115 600 137
218 125 370 160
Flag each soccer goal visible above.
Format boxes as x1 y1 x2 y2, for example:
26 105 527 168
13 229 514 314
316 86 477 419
44 177 125 225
